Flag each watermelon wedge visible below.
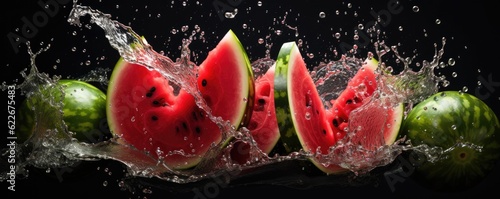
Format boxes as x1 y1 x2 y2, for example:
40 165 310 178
274 41 404 174
230 64 281 164
106 30 254 170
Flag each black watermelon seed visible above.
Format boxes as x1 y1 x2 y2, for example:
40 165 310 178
151 115 158 121
152 98 168 107
182 122 188 130
146 87 156 97
332 119 339 127
202 79 207 87
195 127 201 134
258 98 266 105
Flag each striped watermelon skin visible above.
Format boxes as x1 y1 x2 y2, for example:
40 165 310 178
273 42 305 154
17 79 109 144
58 80 110 143
401 91 500 191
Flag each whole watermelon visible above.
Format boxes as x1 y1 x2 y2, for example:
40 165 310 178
400 91 500 191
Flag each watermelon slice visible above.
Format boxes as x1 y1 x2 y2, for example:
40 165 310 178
106 30 254 170
274 41 404 174
230 64 281 164
197 30 255 128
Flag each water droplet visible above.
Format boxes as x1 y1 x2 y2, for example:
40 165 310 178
319 12 326 18
181 25 189 32
118 181 125 188
448 58 455 66
439 61 446 68
451 125 457 130
462 86 469 92
257 1 262 6
398 26 403 31
435 19 441 24
412 6 420 12
334 32 341 39
451 72 457 78
357 24 364 30
103 181 108 186
130 116 135 122
258 38 264 44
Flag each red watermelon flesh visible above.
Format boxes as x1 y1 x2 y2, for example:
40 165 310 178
106 30 254 170
107 60 219 169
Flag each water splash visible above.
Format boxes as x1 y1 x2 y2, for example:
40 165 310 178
0 43 78 180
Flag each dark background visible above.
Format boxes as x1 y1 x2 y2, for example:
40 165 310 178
2 0 500 198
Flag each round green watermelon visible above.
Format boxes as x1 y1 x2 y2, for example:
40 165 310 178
106 30 254 170
59 80 110 143
17 79 110 144
400 91 500 191
273 41 404 174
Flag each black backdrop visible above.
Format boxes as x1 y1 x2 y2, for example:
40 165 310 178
2 0 500 198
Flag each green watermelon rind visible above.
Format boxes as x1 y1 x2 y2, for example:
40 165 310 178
273 42 303 153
